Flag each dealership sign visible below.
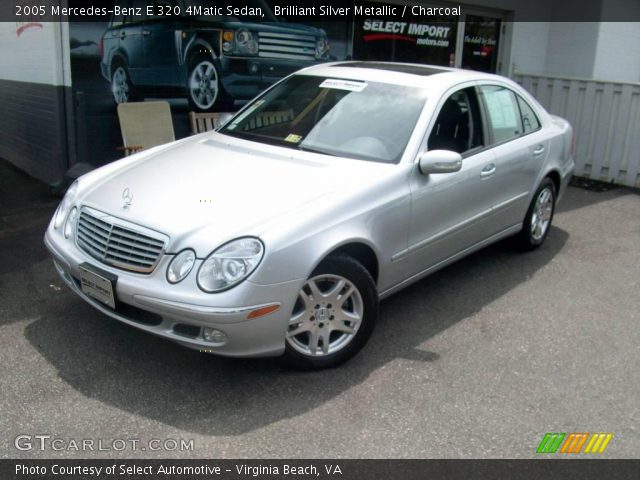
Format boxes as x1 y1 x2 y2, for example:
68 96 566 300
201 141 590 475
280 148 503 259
362 20 452 47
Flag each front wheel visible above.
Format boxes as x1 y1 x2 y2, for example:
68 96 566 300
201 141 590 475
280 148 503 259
283 255 378 370
188 59 221 111
516 178 556 250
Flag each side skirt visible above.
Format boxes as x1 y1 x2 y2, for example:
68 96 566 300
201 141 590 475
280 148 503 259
378 223 523 300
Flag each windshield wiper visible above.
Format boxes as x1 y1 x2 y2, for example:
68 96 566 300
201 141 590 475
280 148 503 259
220 130 294 148
298 144 336 156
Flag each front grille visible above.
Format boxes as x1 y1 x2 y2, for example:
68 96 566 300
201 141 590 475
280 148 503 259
258 31 317 61
76 208 167 274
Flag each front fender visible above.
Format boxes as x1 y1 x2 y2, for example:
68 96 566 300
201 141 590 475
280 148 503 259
251 176 411 292
182 33 219 65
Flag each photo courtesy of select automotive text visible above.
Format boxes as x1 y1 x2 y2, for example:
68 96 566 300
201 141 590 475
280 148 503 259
1 0 639 478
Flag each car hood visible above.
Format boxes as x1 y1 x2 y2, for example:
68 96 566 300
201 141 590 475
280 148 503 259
78 134 389 255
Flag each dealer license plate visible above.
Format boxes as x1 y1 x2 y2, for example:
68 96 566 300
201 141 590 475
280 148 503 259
79 263 117 309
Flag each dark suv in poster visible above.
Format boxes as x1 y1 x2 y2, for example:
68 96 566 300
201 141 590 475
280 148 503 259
100 0 331 110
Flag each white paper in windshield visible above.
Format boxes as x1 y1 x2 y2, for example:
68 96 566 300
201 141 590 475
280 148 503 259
319 79 367 92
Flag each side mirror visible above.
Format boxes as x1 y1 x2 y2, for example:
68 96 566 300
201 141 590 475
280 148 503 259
418 150 463 175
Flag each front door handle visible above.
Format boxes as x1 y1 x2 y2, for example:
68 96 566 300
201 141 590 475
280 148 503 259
142 29 151 36
481 163 496 177
533 145 545 156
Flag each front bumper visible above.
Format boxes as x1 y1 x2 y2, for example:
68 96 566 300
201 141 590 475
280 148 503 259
44 227 302 358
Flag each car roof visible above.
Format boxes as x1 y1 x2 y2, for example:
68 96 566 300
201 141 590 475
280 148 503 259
299 61 509 90
330 61 452 76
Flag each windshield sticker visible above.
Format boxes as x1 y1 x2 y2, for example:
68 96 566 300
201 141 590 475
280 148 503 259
284 134 303 143
319 79 368 92
226 100 265 130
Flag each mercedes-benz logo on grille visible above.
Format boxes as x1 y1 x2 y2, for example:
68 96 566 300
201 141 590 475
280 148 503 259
122 187 133 209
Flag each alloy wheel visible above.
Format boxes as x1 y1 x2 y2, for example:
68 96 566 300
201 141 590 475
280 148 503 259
111 66 129 104
189 60 219 110
286 274 364 357
531 187 554 241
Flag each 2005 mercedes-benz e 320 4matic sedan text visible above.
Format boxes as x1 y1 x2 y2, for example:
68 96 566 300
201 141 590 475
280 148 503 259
45 62 575 369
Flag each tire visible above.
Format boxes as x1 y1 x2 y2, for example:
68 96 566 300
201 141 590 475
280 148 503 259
187 58 226 111
283 255 378 370
516 177 556 250
111 63 137 105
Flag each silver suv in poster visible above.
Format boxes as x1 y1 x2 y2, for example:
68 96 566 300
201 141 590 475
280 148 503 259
46 62 575 369
100 0 330 110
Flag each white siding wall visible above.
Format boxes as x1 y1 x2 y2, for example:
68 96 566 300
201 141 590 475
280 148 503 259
509 22 550 75
544 22 600 79
0 22 70 86
593 23 640 82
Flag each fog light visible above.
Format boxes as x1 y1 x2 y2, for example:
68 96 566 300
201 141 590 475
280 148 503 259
249 62 259 74
202 327 227 344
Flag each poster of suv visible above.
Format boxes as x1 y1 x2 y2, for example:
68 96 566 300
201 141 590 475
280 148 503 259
69 0 341 168
100 0 331 111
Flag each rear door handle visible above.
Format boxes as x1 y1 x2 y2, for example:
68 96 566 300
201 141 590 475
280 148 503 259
533 145 545 156
142 29 150 36
481 163 496 177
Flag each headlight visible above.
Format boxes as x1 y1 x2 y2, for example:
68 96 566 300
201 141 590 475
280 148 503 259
197 237 264 293
63 207 77 239
54 181 78 229
166 249 196 284
223 29 258 56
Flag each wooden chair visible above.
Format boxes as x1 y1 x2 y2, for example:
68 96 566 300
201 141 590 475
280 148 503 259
189 111 233 134
117 101 175 156
189 110 294 134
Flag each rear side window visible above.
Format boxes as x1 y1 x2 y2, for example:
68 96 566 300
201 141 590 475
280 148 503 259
479 85 523 144
517 95 541 133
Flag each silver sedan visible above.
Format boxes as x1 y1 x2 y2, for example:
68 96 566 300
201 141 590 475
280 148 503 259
45 62 575 369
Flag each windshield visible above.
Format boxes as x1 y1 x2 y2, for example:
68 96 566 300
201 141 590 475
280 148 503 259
220 75 428 163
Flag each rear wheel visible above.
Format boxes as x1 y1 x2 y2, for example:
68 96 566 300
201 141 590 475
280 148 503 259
111 64 137 104
516 177 556 250
283 255 378 370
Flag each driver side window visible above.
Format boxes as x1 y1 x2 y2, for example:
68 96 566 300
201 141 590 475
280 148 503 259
428 88 484 155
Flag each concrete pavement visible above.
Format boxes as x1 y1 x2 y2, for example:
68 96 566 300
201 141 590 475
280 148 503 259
1 160 638 458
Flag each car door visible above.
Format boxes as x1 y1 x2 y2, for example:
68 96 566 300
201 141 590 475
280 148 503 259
477 84 549 229
403 84 501 278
